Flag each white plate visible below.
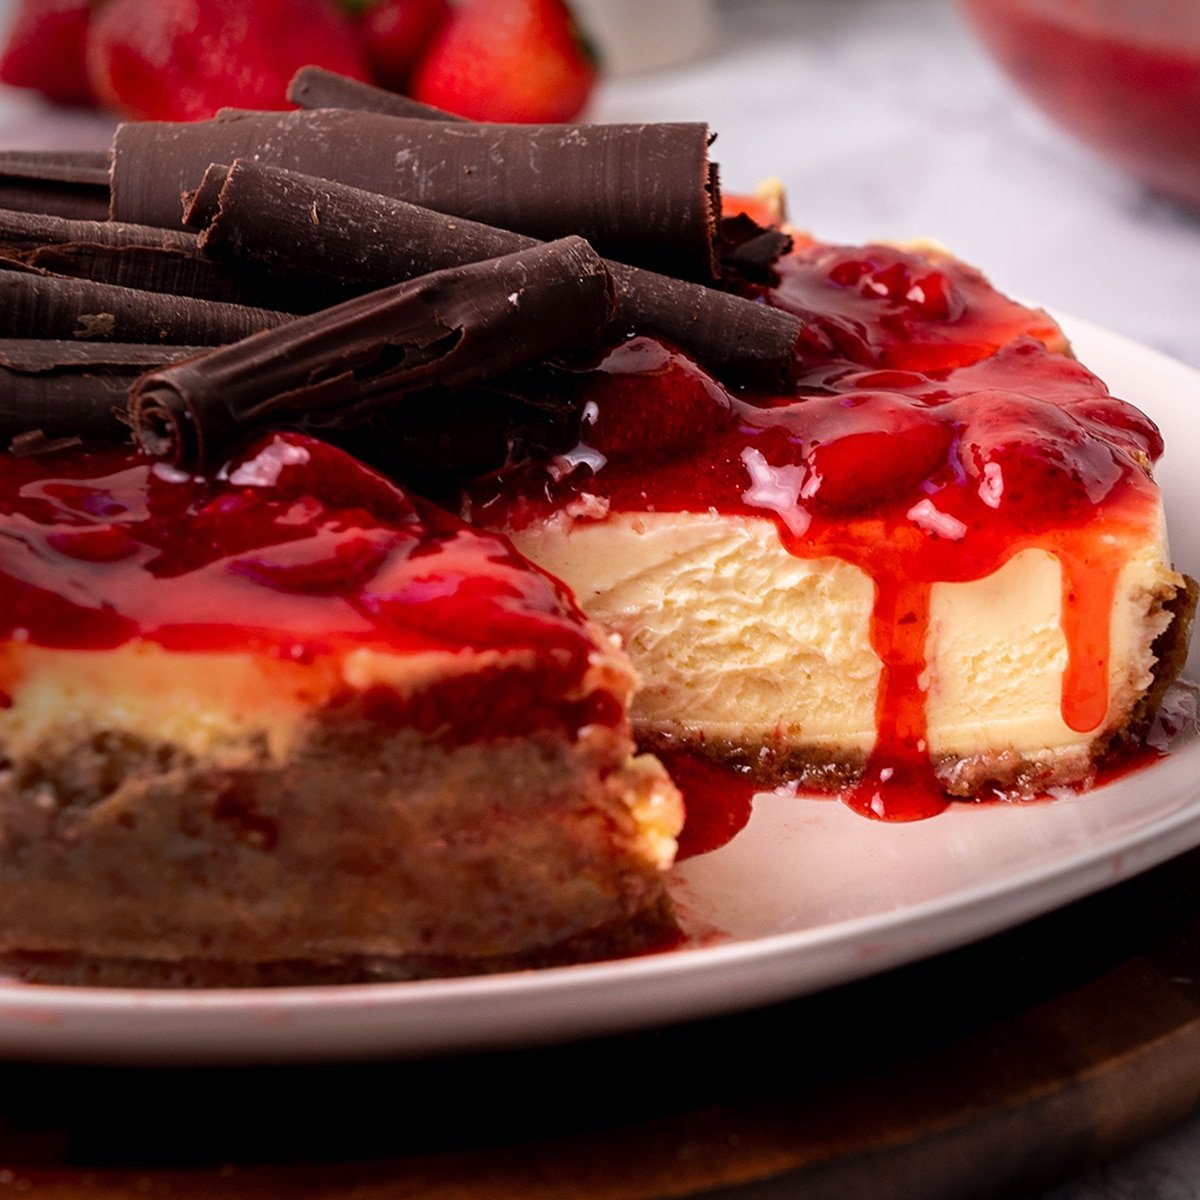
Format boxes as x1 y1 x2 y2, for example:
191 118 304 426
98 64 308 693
2 314 1198 1065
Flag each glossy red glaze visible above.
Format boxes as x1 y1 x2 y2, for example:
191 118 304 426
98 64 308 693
657 750 757 860
0 432 612 740
769 237 1067 373
472 243 1165 821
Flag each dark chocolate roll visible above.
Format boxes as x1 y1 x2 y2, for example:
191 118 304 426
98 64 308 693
0 272 290 345
0 208 300 309
129 236 615 467
110 108 719 280
0 149 110 187
192 159 800 388
0 340 195 450
0 150 110 222
286 66 465 122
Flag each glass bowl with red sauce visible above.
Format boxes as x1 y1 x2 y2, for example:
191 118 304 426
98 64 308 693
957 0 1200 210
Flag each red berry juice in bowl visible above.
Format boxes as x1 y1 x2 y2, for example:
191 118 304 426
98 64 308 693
958 0 1200 210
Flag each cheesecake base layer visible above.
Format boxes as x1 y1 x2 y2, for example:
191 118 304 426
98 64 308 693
0 902 676 988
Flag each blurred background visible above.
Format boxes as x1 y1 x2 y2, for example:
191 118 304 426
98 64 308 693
0 0 1197 370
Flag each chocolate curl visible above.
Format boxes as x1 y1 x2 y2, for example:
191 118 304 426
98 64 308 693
286 66 465 122
0 207 299 309
193 159 800 387
0 208 199 257
0 150 110 222
129 236 615 468
0 273 290 344
111 108 720 280
0 149 110 186
194 160 523 288
0 341 195 450
605 260 800 386
180 164 229 231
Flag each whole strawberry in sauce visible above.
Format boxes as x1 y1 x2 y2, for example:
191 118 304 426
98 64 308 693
410 0 598 123
86 0 370 121
580 338 735 459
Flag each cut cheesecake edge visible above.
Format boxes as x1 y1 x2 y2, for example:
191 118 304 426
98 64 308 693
509 507 1196 799
0 436 684 985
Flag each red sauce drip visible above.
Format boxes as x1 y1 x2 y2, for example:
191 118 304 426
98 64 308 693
960 0 1200 210
850 574 945 821
0 433 613 740
655 750 757 859
1058 549 1123 734
661 721 1176 854
470 243 1166 821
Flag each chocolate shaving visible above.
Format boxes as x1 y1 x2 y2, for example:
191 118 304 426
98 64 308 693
718 212 794 285
111 108 720 280
8 429 83 457
0 272 290 344
0 208 199 258
286 66 465 122
0 340 195 449
0 181 109 223
195 160 522 290
0 149 110 222
180 165 230 231
0 207 301 309
193 159 800 387
605 259 798 387
129 237 615 467
0 257 48 279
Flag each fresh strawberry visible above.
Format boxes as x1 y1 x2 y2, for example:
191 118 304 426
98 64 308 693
86 0 370 122
352 0 450 91
0 0 97 107
410 0 597 124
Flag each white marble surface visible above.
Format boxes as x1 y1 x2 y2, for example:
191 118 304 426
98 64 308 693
0 0 1199 1195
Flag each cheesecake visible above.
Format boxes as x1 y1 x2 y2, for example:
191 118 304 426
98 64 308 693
467 237 1195 819
0 432 682 984
0 87 1190 997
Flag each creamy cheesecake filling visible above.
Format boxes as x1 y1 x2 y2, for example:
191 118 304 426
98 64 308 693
0 643 324 765
0 641 596 763
511 513 880 752
924 529 1177 757
510 510 1182 773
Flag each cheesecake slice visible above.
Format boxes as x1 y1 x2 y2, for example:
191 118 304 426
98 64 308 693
0 433 682 984
468 237 1195 818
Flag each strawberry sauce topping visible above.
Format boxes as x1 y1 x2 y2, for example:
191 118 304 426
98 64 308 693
472 243 1165 820
771 237 1068 373
0 433 610 739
